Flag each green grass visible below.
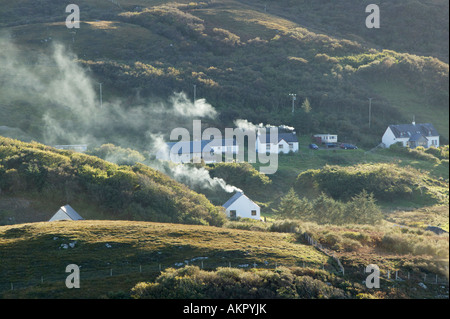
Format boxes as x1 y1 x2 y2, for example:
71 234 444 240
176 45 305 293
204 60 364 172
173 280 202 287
369 79 449 140
247 143 449 213
0 219 329 298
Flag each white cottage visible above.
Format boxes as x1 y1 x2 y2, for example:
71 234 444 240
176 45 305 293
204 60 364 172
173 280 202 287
222 192 261 220
49 205 84 222
156 139 238 164
256 131 299 154
382 122 440 149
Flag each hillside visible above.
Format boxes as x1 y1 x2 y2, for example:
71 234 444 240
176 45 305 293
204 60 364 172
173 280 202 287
0 220 328 298
0 0 448 301
0 218 448 299
0 0 448 150
0 136 226 226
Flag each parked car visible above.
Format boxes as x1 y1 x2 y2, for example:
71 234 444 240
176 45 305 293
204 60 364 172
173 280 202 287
340 143 358 149
309 143 319 150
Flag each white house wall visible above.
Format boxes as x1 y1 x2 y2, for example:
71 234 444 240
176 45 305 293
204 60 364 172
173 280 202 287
49 211 71 221
225 196 260 220
256 137 299 154
427 136 440 148
382 127 396 148
382 128 408 148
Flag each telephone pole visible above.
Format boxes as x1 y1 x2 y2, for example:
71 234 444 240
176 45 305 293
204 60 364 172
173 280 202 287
99 82 103 108
193 84 197 104
289 93 297 114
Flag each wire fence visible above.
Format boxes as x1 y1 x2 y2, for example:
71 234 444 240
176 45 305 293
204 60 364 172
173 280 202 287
0 259 325 294
1 232 448 295
303 232 449 287
1 255 448 295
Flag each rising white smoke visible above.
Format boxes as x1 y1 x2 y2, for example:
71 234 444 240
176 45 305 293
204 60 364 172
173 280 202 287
234 119 295 132
0 35 238 195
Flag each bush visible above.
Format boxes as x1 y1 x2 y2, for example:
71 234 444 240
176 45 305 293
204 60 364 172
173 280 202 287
269 219 303 233
389 143 440 163
295 163 445 204
131 266 348 299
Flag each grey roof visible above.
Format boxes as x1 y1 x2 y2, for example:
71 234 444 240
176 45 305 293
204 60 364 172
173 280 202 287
222 191 259 209
166 139 236 155
223 192 244 209
409 133 428 142
259 132 298 144
55 205 84 221
389 123 439 139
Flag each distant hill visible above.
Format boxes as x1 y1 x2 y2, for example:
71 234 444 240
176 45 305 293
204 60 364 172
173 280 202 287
0 0 448 149
0 136 226 226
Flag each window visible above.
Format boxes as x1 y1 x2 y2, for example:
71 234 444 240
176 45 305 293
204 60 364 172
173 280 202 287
266 144 270 150
230 210 237 219
279 144 283 149
251 210 257 216
289 143 293 149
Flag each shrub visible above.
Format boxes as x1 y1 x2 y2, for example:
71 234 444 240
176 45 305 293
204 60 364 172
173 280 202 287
131 266 348 299
269 219 303 233
295 163 445 204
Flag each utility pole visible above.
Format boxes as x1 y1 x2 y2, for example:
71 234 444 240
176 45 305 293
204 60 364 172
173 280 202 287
193 84 197 104
368 97 373 128
289 93 297 114
99 82 103 109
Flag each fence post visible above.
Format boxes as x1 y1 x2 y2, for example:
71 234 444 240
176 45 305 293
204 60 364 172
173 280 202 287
139 265 142 273
110 269 113 277
387 270 390 279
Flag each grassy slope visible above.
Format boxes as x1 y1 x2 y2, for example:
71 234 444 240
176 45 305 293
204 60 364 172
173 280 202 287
0 136 225 226
368 79 450 141
0 220 328 298
246 140 449 213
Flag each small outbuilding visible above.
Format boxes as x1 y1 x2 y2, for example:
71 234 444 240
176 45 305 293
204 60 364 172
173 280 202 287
49 205 84 222
222 192 261 220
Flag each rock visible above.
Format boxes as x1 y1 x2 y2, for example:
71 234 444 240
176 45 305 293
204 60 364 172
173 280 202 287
418 282 427 289
105 243 112 248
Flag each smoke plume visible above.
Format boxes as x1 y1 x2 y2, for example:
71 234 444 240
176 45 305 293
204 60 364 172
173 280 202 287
0 35 239 195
